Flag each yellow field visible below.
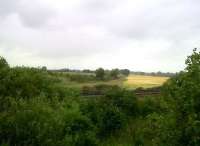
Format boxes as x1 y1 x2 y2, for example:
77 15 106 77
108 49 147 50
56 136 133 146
123 74 169 89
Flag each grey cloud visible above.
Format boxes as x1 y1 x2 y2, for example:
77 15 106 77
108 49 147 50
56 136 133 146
0 0 18 16
0 0 200 72
81 0 119 12
0 0 54 28
105 0 200 41
17 0 55 28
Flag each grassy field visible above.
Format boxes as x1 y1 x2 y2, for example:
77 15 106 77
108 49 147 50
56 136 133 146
123 74 169 89
59 76 126 88
57 72 169 89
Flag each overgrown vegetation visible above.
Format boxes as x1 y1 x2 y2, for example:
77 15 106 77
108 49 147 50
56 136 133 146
0 57 137 146
0 49 200 146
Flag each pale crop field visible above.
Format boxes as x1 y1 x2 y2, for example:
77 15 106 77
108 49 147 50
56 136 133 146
123 74 169 89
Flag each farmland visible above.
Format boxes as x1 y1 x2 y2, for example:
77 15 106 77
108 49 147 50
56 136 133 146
57 72 169 90
124 74 169 89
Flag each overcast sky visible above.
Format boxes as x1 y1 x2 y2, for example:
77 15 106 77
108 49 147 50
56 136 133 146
0 0 200 72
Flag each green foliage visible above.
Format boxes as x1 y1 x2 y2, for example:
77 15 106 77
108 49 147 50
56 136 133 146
138 96 169 116
2 48 200 146
0 66 76 99
64 73 96 83
98 105 125 138
0 97 97 146
120 69 130 76
110 69 119 79
82 84 120 95
95 68 105 80
63 110 98 146
133 112 178 146
162 48 200 146
0 56 10 97
81 99 126 138
0 57 139 146
0 97 63 146
105 88 138 117
101 49 200 146
0 56 9 69
81 87 138 140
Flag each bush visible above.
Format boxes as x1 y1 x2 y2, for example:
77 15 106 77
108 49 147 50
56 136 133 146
0 97 98 146
110 69 119 79
82 84 120 95
0 97 65 146
105 88 138 117
95 68 105 80
133 113 178 146
81 86 139 140
138 96 169 117
98 105 125 138
64 73 96 83
161 48 200 146
120 69 130 76
80 98 125 138
64 113 98 146
0 56 9 69
0 66 75 99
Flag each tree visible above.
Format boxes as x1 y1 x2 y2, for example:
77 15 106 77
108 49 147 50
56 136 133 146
42 66 47 71
83 69 92 73
95 68 105 80
0 56 10 97
120 69 130 76
110 69 119 79
162 48 200 146
0 56 9 69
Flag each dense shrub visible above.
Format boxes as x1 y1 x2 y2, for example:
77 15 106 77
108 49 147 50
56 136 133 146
120 69 130 76
0 56 9 69
0 97 98 146
82 85 138 117
82 86 98 95
138 96 169 116
64 73 96 83
0 97 64 146
132 112 178 146
0 65 78 99
81 86 139 140
63 111 98 146
110 69 119 79
95 68 105 80
98 105 125 138
82 84 120 95
105 87 138 117
80 99 125 138
161 49 200 146
4 48 200 146
0 57 10 97
0 58 96 146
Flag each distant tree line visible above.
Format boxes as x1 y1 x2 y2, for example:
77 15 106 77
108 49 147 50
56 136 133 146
50 68 130 81
131 71 175 77
95 68 130 80
50 68 174 77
